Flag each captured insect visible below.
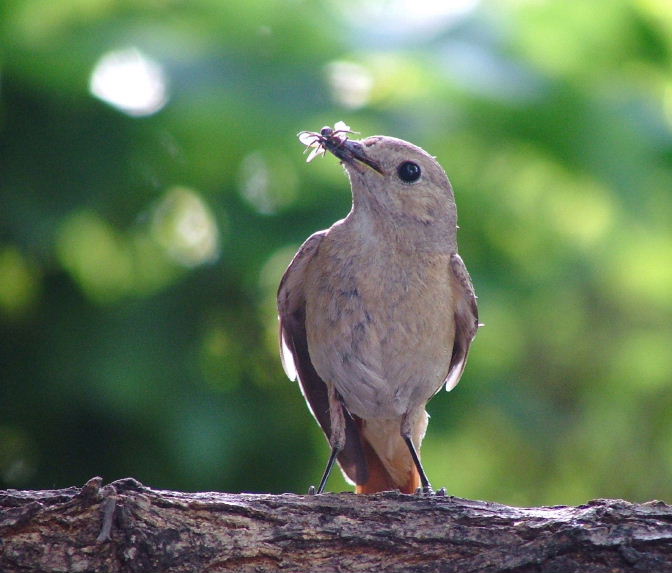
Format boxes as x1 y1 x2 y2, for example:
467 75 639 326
298 121 357 163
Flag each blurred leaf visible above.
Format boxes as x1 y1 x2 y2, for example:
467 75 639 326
1 0 672 507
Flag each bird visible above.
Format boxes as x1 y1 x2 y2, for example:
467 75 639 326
277 123 479 494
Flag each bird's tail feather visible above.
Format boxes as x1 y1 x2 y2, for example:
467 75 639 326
355 430 420 494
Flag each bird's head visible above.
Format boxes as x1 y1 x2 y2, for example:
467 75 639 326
331 134 457 229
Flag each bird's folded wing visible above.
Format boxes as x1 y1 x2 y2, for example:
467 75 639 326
278 231 325 383
277 230 368 484
444 253 480 392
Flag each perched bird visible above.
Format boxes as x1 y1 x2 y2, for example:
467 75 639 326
278 124 479 494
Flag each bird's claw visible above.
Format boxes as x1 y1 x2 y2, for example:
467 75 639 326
415 486 447 496
308 485 317 495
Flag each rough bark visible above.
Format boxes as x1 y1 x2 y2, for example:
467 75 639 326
1 477 671 572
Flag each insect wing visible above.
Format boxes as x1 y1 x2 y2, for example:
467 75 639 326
298 131 321 146
306 145 326 163
333 121 351 133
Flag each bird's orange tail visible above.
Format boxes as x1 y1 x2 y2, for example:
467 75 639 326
355 434 420 494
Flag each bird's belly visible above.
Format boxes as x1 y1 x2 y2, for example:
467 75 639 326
306 262 455 420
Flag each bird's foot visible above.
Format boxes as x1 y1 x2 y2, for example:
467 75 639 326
308 485 317 495
415 486 447 496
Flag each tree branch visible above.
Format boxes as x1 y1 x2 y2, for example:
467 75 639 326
1 477 671 572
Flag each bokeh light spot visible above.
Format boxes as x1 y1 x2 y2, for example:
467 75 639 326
151 187 221 267
337 0 479 42
89 47 168 117
57 210 134 303
325 61 374 110
0 247 40 317
238 151 298 215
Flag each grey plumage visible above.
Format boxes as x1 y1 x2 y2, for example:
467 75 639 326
278 130 478 493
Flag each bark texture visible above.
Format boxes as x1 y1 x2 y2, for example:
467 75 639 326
1 477 671 572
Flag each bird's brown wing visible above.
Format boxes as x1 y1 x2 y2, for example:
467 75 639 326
444 253 479 392
277 231 368 485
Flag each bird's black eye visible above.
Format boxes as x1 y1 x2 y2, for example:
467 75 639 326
397 161 421 183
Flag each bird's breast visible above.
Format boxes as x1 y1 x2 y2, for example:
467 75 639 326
305 234 455 419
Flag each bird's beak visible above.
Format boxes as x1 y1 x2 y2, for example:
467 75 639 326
327 139 383 175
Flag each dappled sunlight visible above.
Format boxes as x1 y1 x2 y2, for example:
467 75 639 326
360 54 431 105
325 61 373 110
238 152 298 215
150 187 221 267
89 47 168 117
334 0 479 43
0 247 40 318
600 230 672 312
4 0 672 504
56 208 193 304
57 210 135 303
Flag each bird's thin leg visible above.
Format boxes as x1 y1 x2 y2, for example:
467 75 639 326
309 385 346 494
314 446 340 494
402 435 433 494
401 411 446 495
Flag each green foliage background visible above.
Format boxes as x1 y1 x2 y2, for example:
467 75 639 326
1 0 671 506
